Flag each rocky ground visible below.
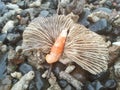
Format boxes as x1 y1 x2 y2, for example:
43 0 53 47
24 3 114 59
0 0 120 90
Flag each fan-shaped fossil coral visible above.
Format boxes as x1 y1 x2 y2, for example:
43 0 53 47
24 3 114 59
22 14 109 75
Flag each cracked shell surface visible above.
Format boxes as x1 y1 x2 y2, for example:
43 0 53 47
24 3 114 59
22 15 109 75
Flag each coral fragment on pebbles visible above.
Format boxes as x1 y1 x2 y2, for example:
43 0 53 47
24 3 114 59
22 14 109 75
11 71 35 90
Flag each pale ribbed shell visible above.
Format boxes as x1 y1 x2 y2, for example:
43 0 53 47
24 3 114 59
22 15 109 75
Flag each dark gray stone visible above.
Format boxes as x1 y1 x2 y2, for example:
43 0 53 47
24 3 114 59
19 63 33 74
105 79 117 89
0 53 8 79
35 71 43 90
79 8 91 27
0 1 8 16
16 25 26 33
89 19 108 34
59 79 68 88
17 1 28 9
7 33 21 44
0 33 7 42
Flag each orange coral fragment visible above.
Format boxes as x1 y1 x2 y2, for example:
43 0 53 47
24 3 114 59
46 29 68 64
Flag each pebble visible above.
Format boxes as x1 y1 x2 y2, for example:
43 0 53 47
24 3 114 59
65 65 75 73
0 9 21 26
11 71 35 90
34 71 44 90
64 85 74 90
1 0 11 3
11 71 22 79
15 45 22 52
40 10 49 17
59 71 83 90
11 0 19 4
6 3 19 10
1 45 7 53
0 75 12 90
0 33 7 42
79 8 90 26
87 0 96 3
40 2 51 9
84 80 104 90
89 19 108 34
7 33 21 44
112 26 120 35
17 1 28 9
8 49 16 60
29 0 42 7
24 8 40 20
16 25 26 33
48 72 61 90
112 42 120 46
108 45 120 66
59 79 68 88
105 79 117 90
94 7 112 13
113 15 120 27
2 20 14 33
19 63 33 74
0 53 8 79
0 1 8 16
88 11 110 22
53 62 66 76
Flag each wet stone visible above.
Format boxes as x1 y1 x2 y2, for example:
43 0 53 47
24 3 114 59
19 63 33 74
89 19 108 34
0 75 12 90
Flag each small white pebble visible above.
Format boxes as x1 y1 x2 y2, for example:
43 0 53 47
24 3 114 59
29 0 42 7
15 46 22 52
1 45 7 52
11 71 22 79
2 20 14 33
65 65 75 73
112 42 120 46
42 70 48 78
